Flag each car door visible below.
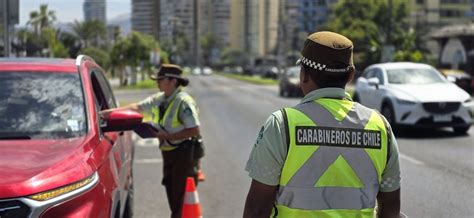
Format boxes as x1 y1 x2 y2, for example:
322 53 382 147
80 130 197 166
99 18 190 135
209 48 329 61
89 67 130 217
366 68 386 110
357 69 375 105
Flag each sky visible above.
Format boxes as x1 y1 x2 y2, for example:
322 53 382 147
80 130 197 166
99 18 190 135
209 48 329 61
20 0 130 25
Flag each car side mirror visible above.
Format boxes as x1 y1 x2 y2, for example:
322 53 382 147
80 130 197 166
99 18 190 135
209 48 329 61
102 110 143 132
367 77 380 89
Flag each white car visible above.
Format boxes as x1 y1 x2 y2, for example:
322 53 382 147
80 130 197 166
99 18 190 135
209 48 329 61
354 62 472 134
202 67 213 75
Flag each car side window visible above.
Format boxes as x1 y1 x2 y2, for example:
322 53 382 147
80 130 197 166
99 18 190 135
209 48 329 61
362 69 374 79
94 69 117 109
373 69 385 85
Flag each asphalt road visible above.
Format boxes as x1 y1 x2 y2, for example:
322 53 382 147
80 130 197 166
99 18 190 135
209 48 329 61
114 75 474 218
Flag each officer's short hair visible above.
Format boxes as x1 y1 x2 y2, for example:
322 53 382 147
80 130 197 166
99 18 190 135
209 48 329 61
297 31 355 88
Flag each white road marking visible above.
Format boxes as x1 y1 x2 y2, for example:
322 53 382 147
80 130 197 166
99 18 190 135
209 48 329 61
399 153 425 166
135 158 163 164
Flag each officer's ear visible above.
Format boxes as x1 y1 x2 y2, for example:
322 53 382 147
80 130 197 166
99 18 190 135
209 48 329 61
300 66 310 84
346 67 356 84
170 78 178 87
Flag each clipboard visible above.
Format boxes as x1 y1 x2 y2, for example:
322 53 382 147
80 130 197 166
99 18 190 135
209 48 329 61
134 122 159 138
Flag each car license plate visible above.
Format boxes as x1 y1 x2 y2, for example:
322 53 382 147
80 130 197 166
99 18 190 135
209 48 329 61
433 115 452 122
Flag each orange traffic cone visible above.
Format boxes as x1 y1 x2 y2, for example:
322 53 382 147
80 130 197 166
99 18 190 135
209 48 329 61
197 170 206 182
182 177 202 218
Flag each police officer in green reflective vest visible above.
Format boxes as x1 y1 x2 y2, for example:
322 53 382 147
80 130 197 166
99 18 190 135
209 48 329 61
101 64 201 218
244 31 401 218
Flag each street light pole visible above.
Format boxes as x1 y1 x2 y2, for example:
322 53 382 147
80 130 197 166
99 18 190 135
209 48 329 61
3 0 10 57
387 0 392 44
193 0 199 67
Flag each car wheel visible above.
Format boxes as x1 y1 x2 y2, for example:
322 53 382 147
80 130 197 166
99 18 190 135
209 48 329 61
352 93 360 103
453 125 470 135
123 176 134 218
381 103 397 129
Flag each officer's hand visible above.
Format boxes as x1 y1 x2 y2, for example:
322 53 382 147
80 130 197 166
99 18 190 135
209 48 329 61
156 131 170 141
99 110 112 119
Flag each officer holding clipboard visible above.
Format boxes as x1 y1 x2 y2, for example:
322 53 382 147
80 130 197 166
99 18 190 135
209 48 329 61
101 64 202 218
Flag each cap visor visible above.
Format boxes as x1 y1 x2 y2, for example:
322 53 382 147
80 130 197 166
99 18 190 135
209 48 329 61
296 59 302 65
151 75 166 80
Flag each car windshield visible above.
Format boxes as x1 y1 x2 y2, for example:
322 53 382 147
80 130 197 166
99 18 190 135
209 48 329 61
386 68 446 84
286 67 300 78
0 72 87 139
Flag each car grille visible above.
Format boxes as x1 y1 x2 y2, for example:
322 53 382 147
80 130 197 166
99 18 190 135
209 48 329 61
422 102 460 114
416 116 466 126
0 200 30 218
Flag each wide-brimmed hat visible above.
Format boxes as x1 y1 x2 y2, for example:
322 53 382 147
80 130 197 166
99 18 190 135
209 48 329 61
151 64 189 86
296 31 354 74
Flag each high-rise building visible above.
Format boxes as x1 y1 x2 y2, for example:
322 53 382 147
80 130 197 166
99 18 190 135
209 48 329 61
201 0 231 47
132 0 160 39
409 0 472 27
259 0 280 56
231 0 338 57
198 0 231 64
83 0 106 24
159 0 197 64
230 0 279 56
276 0 337 57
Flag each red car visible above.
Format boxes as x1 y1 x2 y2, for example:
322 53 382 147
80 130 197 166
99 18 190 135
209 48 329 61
0 56 142 218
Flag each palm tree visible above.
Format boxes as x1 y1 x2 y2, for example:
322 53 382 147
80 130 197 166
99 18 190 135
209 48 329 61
27 4 56 35
70 20 106 48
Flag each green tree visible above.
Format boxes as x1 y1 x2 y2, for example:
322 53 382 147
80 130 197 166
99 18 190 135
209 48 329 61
200 33 218 66
82 47 110 69
59 31 81 57
110 32 159 86
220 49 247 66
110 37 131 85
27 4 56 35
327 0 423 68
41 27 68 58
70 20 107 48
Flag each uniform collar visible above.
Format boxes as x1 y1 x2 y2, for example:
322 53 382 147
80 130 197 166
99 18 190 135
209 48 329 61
300 87 352 104
164 87 182 102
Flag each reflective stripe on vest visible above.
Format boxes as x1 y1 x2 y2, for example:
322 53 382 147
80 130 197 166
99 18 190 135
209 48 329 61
159 92 193 151
276 100 388 216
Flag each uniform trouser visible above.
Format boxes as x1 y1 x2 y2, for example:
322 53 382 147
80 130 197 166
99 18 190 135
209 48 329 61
161 145 198 218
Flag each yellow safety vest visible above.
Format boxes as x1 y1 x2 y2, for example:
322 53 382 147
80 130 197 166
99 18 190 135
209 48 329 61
274 98 388 217
150 90 194 151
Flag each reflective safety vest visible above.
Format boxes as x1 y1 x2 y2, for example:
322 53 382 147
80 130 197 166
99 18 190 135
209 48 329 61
274 98 388 217
150 90 195 151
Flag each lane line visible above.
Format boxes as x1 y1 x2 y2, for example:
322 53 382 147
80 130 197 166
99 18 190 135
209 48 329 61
399 153 425 166
135 158 163 164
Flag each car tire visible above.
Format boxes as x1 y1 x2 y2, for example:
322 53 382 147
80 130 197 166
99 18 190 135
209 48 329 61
353 93 360 103
453 125 470 135
381 103 398 129
123 175 134 218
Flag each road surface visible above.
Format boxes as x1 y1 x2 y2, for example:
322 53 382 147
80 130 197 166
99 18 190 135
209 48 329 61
114 75 474 218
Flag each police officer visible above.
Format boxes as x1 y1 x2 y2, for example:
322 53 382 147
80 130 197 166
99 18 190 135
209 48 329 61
243 31 401 217
101 64 201 218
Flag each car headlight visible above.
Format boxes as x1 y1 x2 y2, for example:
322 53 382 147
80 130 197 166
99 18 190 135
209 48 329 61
396 98 416 105
289 78 299 85
28 173 97 201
